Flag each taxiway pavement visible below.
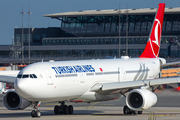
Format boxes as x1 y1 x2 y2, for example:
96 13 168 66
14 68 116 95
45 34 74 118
0 89 180 119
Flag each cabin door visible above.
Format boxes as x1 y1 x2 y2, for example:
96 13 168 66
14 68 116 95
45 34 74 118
43 68 53 85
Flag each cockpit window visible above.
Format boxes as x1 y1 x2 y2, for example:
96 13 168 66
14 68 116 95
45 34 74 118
17 74 37 78
17 74 22 78
32 74 37 78
22 75 29 78
30 74 33 78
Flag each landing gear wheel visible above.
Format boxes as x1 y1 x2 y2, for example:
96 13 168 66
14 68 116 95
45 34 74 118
68 105 74 114
132 111 137 115
59 105 63 114
123 106 130 115
54 101 74 115
54 105 60 115
31 110 41 118
123 105 138 115
31 110 36 117
63 105 69 114
138 111 142 114
36 110 41 118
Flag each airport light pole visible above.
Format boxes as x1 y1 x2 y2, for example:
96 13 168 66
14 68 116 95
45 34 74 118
20 6 25 64
126 4 129 56
27 5 32 65
118 4 121 58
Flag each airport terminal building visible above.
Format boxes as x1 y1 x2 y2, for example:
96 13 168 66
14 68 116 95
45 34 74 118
2 7 180 64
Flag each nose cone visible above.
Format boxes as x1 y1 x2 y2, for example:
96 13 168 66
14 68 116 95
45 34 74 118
14 78 32 99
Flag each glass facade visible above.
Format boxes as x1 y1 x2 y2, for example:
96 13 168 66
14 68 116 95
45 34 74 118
61 14 180 36
43 36 147 45
14 34 32 46
23 49 143 58
42 36 175 46
14 28 62 45
10 12 180 63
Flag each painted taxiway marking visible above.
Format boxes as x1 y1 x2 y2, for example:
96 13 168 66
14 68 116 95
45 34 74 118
75 103 99 110
88 102 99 107
93 114 177 117
45 108 54 110
157 110 180 112
148 114 175 117
99 104 114 106
76 107 97 109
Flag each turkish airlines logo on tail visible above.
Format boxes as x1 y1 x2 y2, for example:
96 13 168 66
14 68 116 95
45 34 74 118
150 19 161 57
139 3 165 58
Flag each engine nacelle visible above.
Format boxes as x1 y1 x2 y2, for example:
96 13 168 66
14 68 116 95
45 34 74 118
126 89 157 111
3 90 30 110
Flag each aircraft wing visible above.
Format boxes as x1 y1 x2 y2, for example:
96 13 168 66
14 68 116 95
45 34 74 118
0 70 19 84
161 61 180 67
0 75 17 84
90 77 180 94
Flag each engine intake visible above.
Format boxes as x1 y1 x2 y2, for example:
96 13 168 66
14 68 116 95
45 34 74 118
126 89 157 111
3 90 30 110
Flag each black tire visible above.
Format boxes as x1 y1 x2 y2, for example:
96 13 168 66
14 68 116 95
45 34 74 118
63 105 69 114
31 110 36 118
68 105 74 114
54 105 60 114
123 106 130 115
132 111 137 115
138 111 142 114
59 105 63 114
36 110 41 118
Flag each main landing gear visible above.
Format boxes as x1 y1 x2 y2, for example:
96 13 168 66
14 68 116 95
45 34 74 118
31 102 41 118
123 105 142 115
54 101 74 115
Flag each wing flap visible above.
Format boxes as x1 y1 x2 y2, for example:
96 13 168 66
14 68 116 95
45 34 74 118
147 77 179 86
102 81 144 91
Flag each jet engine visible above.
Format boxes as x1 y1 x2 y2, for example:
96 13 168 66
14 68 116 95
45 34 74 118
126 89 157 111
3 90 30 110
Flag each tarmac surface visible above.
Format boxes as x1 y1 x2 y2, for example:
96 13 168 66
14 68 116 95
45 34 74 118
1 89 180 120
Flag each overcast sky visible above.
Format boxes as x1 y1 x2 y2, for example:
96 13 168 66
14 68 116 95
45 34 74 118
0 0 180 45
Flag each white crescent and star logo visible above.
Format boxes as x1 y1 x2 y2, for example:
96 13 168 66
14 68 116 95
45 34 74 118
149 19 161 57
152 19 161 47
140 3 165 58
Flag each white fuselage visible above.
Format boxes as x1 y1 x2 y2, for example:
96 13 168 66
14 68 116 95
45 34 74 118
14 57 165 102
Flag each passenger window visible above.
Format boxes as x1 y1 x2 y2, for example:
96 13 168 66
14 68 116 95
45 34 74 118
30 74 34 78
32 74 37 78
17 74 22 78
22 75 29 78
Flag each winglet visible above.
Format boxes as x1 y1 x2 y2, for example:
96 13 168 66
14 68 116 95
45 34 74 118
140 3 165 58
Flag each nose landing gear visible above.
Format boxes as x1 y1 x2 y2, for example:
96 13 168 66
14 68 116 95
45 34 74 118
31 102 41 118
31 110 41 118
54 101 74 115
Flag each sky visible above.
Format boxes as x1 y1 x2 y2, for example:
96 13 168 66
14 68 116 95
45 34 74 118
0 0 180 45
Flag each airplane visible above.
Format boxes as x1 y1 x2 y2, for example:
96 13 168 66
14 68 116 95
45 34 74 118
0 3 180 118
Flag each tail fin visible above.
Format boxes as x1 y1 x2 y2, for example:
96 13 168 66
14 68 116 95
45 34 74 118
140 3 165 58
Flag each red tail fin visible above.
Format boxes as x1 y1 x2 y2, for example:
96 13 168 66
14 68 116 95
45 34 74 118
140 3 165 58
